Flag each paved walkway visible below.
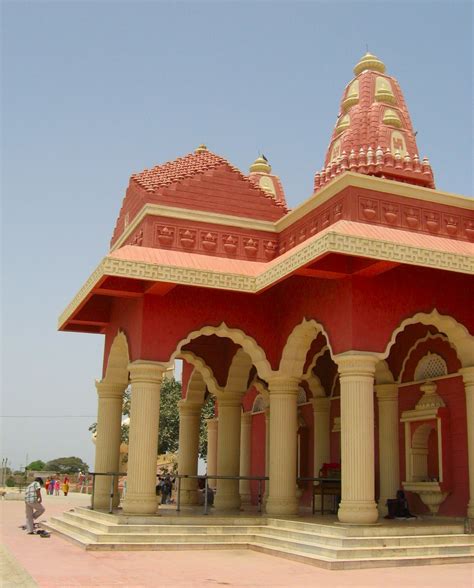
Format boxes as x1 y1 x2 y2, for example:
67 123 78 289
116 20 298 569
1 494 473 587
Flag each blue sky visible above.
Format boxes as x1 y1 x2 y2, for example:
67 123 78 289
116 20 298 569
1 1 472 470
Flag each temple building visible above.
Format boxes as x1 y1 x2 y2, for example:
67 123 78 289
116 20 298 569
59 52 473 527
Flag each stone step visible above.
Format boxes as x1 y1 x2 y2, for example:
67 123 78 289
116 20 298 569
266 517 465 537
254 533 474 560
62 511 266 536
263 524 474 548
250 542 474 571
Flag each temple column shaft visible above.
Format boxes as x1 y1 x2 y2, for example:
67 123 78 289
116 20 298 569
376 383 399 514
177 401 202 505
336 353 379 524
123 361 165 515
206 418 218 489
94 381 126 509
266 378 299 515
215 395 242 510
239 412 252 504
460 367 474 518
312 396 331 476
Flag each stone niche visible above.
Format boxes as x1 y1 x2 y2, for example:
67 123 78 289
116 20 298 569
401 381 451 514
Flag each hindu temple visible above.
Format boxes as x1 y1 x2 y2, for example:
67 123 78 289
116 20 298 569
58 52 473 543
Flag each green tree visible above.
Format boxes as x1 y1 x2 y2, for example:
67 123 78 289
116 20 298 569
88 378 216 461
26 460 46 471
44 457 89 474
158 377 181 454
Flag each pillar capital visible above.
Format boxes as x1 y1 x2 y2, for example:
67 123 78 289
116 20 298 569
95 380 127 399
268 376 300 395
375 382 398 401
460 366 474 386
177 399 202 416
128 360 168 384
312 396 330 412
335 352 378 377
241 411 252 425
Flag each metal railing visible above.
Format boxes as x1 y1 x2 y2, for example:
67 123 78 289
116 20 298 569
89 472 127 513
174 474 268 515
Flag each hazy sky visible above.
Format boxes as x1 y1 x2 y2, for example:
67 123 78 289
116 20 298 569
1 1 472 471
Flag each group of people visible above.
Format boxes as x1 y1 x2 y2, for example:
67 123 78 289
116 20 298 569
44 476 69 496
156 474 174 504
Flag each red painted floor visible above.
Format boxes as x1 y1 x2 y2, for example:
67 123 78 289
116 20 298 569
1 493 473 587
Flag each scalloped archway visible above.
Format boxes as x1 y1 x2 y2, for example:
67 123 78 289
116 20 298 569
279 318 334 380
170 322 272 381
384 310 474 368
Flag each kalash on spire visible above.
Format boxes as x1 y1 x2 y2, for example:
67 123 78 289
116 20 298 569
314 52 435 192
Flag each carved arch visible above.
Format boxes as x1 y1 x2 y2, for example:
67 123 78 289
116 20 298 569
183 368 207 405
383 310 474 368
279 319 334 379
178 351 222 397
225 348 253 393
104 330 130 385
399 333 452 382
170 322 272 381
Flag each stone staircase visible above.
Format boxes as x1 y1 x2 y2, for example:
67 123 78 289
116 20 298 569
45 507 474 570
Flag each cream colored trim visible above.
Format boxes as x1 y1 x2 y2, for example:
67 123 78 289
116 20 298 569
59 228 474 330
398 333 450 383
398 372 461 388
275 172 474 231
111 203 278 251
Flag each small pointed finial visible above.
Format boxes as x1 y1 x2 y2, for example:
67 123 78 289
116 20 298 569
353 52 386 76
195 144 208 153
249 154 271 174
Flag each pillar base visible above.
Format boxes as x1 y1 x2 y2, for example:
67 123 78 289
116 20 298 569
123 493 158 515
265 496 299 516
93 493 112 510
214 493 241 511
338 500 379 524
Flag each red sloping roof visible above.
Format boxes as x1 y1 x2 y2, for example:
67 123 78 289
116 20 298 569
131 150 229 193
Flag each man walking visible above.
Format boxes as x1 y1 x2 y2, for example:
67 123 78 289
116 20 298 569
24 477 45 534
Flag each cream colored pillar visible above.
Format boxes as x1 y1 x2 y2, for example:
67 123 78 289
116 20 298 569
177 400 202 505
239 412 252 504
266 377 299 515
206 418 218 490
264 407 270 503
376 383 399 515
336 353 379 524
122 361 166 515
312 396 330 476
460 367 474 518
215 394 242 510
94 381 126 509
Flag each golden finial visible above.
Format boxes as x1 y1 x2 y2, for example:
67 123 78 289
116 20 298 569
195 144 208 153
353 52 386 76
249 154 271 174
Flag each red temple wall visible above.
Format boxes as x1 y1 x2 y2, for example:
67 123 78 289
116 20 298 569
250 412 265 504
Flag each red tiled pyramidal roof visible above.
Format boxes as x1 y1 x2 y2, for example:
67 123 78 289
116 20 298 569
131 150 230 193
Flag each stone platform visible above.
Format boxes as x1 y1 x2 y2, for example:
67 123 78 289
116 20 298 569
45 507 474 570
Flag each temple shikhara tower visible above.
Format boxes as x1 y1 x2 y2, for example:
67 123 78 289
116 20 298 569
59 53 474 541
